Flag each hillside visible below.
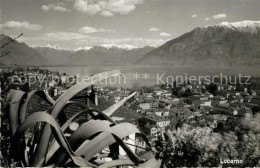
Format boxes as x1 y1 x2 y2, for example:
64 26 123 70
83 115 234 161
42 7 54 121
2 20 260 67
0 34 155 66
35 45 155 66
33 46 74 65
0 34 46 66
138 20 260 67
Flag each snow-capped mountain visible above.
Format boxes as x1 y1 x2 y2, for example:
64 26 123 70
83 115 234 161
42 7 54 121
32 43 155 65
74 46 92 51
138 20 260 67
69 45 155 65
33 44 139 51
101 44 138 50
3 20 259 67
205 20 260 34
32 44 73 51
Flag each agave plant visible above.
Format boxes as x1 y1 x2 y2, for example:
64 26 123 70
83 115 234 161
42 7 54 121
5 70 153 167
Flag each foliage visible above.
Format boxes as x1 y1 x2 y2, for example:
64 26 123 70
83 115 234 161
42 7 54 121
207 83 218 94
159 114 260 167
1 70 153 167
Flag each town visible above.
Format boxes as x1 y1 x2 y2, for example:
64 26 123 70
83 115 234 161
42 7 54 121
1 0 260 166
1 66 260 158
1 66 260 130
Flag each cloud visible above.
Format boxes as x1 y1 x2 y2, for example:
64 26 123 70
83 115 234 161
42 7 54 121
78 26 116 34
204 14 227 21
43 32 89 41
102 0 143 15
41 3 70 12
192 14 197 18
53 6 70 12
160 32 171 37
73 0 101 15
76 36 167 47
212 13 227 19
100 10 114 17
149 27 160 31
204 17 211 21
73 0 143 16
1 21 42 31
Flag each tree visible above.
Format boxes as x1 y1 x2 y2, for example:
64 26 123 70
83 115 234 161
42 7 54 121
184 88 192 97
159 125 221 167
208 83 217 94
159 116 260 167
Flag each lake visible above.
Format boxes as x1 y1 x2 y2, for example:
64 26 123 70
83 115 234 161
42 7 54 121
46 65 259 88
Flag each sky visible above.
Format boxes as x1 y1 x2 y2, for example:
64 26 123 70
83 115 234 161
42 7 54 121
0 0 260 50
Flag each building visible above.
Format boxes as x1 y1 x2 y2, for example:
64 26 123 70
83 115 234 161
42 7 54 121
212 103 249 116
189 95 209 104
245 97 260 108
250 97 260 105
138 103 151 111
138 115 171 128
119 134 136 156
146 108 169 117
211 96 227 107
135 136 147 155
138 115 171 137
192 100 211 107
150 101 159 110
206 114 228 128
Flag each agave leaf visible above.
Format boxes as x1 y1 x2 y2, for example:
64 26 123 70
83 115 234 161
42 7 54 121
49 120 112 166
10 112 92 167
61 101 88 116
76 123 145 164
90 153 110 161
18 90 56 164
46 107 111 162
32 70 121 166
76 131 112 159
46 101 89 161
46 106 109 162
111 134 146 164
7 90 26 136
53 94 142 163
6 89 15 102
60 109 92 132
19 90 55 124
98 159 134 168
46 110 88 162
111 123 147 164
92 109 117 124
103 92 136 117
6 90 28 166
56 100 89 126
68 120 112 148
59 108 115 134
23 146 29 166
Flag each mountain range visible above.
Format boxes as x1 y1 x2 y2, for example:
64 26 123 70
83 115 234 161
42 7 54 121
0 34 46 65
0 34 155 66
33 45 155 66
1 20 260 67
138 20 260 67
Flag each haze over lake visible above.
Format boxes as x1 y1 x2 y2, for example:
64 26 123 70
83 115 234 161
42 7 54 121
46 65 260 88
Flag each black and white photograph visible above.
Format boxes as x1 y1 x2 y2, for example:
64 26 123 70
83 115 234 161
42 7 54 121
0 0 260 167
